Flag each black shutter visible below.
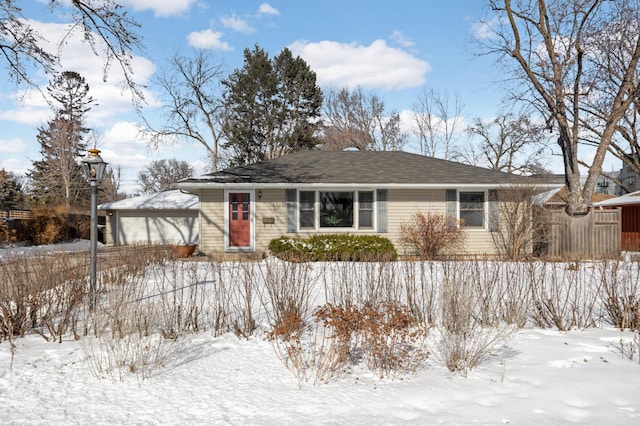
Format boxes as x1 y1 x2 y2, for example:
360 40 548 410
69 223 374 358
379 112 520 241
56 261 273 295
446 189 457 218
285 189 296 233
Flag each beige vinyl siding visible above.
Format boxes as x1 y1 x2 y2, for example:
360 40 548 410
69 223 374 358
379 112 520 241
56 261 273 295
387 188 446 255
199 187 501 256
386 188 499 256
199 189 225 253
254 189 287 251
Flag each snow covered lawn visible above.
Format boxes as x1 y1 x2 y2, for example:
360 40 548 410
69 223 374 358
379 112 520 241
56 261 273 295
2 327 639 425
1 243 639 425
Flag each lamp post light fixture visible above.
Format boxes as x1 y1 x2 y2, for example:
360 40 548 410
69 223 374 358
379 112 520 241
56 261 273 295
82 148 107 310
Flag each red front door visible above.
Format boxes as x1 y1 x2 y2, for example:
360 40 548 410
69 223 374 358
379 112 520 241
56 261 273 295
229 192 251 247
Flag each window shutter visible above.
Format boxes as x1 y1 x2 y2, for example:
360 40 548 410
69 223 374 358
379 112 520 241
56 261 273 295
285 189 296 233
488 189 499 232
446 189 457 218
377 189 388 233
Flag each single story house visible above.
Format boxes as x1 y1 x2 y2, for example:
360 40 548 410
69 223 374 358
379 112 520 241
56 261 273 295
592 190 640 251
99 189 199 246
174 150 544 256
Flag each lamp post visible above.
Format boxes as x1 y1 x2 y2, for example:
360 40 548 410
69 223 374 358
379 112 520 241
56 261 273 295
82 148 107 310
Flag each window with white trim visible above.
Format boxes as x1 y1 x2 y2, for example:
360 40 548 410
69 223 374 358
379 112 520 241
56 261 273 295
298 190 375 230
459 191 485 227
299 191 315 229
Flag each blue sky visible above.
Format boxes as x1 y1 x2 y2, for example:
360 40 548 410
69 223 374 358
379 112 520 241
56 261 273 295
0 0 569 194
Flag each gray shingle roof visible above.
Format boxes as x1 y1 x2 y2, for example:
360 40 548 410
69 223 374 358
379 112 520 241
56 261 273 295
178 150 535 186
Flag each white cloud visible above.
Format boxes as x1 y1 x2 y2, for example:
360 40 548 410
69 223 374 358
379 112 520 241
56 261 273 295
0 19 155 132
221 15 255 33
289 39 431 91
258 3 280 16
0 157 31 175
390 30 415 48
471 17 503 40
187 29 233 51
0 138 27 154
121 0 195 17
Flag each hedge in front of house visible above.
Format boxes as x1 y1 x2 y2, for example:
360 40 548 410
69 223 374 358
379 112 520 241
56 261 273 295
268 234 397 261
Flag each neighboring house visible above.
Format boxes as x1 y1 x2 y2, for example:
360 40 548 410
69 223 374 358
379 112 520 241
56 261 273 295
174 150 543 256
595 172 618 196
533 185 614 209
99 190 199 246
616 163 640 196
592 190 640 251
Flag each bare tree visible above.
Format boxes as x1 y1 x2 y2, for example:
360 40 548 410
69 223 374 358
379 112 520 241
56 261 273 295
1 0 143 102
321 87 407 151
137 159 194 194
482 0 640 214
465 112 549 174
411 89 465 160
144 50 227 171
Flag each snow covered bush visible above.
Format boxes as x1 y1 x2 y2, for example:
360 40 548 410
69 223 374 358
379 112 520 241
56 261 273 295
268 234 397 261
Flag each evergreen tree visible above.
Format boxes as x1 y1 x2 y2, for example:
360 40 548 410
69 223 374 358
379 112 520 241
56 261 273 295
222 45 323 166
27 71 95 208
0 169 25 210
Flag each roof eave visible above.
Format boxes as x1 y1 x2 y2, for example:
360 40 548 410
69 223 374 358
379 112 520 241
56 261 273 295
174 182 556 190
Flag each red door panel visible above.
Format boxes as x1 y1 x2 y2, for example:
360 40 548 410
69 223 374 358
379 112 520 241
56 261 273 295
229 193 251 247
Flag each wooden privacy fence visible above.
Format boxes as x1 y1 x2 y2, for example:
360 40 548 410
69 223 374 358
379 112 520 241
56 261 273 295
545 209 621 259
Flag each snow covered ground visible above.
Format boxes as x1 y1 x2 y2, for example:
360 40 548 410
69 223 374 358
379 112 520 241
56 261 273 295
2 327 639 425
1 243 640 425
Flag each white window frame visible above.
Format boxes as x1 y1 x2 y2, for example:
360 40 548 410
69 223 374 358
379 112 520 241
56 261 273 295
458 190 487 230
297 189 377 232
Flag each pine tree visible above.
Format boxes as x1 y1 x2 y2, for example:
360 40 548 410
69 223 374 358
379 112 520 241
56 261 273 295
222 45 323 166
0 169 24 210
27 71 95 208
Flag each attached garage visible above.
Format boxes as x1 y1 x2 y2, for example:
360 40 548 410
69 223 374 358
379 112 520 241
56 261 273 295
99 190 199 246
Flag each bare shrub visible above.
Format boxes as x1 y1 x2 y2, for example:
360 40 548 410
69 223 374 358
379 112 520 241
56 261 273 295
231 262 258 338
527 261 602 330
18 207 76 245
434 262 516 375
400 261 440 325
599 260 640 330
269 301 429 387
0 252 89 342
82 332 177 382
360 302 430 380
619 331 640 363
0 255 46 340
83 251 183 382
154 261 207 338
490 187 550 261
399 212 466 260
466 260 531 328
258 257 317 331
321 260 403 309
310 304 363 383
0 218 17 245
268 308 309 387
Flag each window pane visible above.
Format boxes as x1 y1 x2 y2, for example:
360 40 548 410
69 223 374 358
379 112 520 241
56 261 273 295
359 210 373 228
300 211 314 228
299 191 315 229
320 192 354 227
358 191 374 228
300 191 315 209
460 210 483 227
459 192 484 227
